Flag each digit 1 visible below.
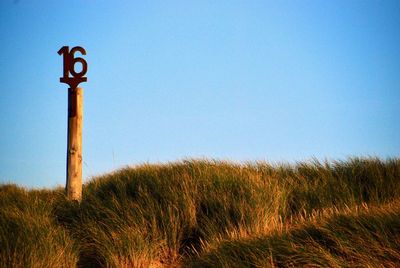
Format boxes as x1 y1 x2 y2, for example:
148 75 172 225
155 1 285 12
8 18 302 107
58 46 70 79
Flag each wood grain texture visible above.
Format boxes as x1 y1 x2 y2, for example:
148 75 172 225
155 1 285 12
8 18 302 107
66 87 83 201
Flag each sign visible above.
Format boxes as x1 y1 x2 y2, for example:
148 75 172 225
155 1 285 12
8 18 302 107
58 45 87 201
58 46 88 89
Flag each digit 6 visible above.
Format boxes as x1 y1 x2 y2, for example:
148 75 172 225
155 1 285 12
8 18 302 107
70 46 88 78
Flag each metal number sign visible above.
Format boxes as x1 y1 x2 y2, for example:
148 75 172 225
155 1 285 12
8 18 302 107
58 46 88 89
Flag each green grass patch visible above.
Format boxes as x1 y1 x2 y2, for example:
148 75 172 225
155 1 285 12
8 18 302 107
1 157 399 267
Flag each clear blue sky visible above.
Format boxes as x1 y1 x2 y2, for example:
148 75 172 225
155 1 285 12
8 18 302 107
0 1 399 188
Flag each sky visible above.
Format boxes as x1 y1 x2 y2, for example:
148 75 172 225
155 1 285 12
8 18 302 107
0 0 399 188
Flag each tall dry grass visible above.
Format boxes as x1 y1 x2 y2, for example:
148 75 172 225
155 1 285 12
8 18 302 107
1 157 399 267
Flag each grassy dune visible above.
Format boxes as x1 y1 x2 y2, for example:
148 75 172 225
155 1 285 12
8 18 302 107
1 158 399 267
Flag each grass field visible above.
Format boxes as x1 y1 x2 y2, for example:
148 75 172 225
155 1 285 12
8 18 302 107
1 157 399 267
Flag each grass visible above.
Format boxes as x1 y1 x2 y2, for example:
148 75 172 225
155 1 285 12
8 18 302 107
1 157 399 267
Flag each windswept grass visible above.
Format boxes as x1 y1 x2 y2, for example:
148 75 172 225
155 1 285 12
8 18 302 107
1 157 399 267
0 185 78 268
187 200 400 267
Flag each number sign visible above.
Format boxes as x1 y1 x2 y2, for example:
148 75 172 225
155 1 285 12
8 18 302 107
58 46 87 89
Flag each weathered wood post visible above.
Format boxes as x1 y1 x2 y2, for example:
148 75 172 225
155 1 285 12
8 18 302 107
58 46 87 201
66 86 83 200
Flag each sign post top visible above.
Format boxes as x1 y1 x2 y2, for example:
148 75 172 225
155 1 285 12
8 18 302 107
58 46 88 89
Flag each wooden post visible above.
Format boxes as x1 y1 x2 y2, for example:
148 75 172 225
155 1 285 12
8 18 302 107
66 87 83 201
58 46 87 201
